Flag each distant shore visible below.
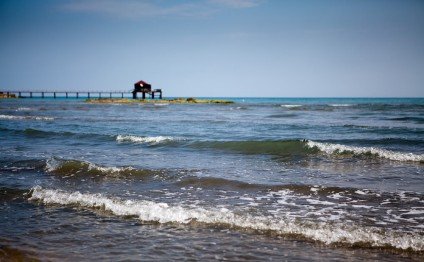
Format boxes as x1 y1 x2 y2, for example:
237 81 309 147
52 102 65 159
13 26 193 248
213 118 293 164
86 98 234 104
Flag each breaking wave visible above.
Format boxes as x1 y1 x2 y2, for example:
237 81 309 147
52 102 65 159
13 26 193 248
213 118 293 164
190 140 423 162
0 114 54 121
328 104 353 107
280 104 302 108
45 158 162 179
116 135 180 145
306 141 424 162
29 186 424 252
16 107 33 111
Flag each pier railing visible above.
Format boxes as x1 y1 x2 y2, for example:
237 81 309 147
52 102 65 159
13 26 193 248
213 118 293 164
1 91 134 99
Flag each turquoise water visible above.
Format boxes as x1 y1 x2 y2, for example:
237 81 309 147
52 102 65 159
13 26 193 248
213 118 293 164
0 97 423 260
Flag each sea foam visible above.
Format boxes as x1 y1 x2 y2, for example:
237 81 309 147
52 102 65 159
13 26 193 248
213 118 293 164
280 104 302 108
116 135 177 145
0 114 54 121
306 140 424 162
328 104 352 107
30 186 424 251
45 158 134 174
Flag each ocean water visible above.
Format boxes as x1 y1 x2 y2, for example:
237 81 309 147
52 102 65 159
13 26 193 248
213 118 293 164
0 97 423 261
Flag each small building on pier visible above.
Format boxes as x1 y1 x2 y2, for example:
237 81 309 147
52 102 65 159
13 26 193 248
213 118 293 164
132 80 162 99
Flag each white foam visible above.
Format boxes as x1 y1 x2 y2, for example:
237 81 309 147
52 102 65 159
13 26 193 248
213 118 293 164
355 190 367 195
328 104 352 107
33 116 54 121
86 162 134 173
306 140 424 162
45 158 62 172
29 186 424 251
116 135 177 145
16 107 32 111
401 209 424 216
280 104 302 108
0 114 54 121
306 199 335 206
328 193 344 200
45 158 134 174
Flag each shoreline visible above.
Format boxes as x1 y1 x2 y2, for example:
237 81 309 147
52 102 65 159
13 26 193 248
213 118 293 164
86 98 234 104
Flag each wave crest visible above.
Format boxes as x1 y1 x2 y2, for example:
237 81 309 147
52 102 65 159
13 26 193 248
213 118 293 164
116 135 178 145
45 158 158 178
29 186 424 252
280 104 302 108
0 114 54 121
306 140 424 162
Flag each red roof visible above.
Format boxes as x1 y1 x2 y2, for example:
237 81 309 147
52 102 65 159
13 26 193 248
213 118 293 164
134 80 150 85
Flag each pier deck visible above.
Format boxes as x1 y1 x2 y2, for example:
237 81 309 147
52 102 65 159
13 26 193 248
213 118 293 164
0 91 161 99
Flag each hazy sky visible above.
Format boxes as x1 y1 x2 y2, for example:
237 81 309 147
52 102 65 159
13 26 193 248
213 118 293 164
1 0 423 97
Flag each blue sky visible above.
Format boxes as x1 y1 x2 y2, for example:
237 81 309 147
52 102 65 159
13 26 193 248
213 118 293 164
1 0 423 97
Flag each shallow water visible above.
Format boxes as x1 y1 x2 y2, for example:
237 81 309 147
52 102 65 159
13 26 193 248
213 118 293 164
0 97 423 261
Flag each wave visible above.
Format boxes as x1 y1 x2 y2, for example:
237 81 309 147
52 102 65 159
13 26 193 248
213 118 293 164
388 116 424 124
306 140 424 162
0 114 54 121
328 104 353 107
267 113 298 118
175 177 360 195
45 158 162 179
190 140 316 156
0 158 46 173
29 186 424 252
0 187 29 202
280 104 302 108
116 135 181 145
275 103 424 112
189 140 423 162
16 107 33 111
2 127 116 142
23 128 74 138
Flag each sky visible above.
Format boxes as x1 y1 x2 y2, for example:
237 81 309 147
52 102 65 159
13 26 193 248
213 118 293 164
0 0 423 97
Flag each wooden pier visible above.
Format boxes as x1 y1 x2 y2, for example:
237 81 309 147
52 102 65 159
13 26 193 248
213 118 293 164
0 91 135 99
1 80 163 100
0 90 162 99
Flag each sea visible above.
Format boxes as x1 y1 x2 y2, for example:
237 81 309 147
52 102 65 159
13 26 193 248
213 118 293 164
0 97 423 261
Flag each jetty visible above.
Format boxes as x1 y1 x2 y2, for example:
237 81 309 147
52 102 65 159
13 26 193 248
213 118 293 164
0 91 133 99
1 80 162 99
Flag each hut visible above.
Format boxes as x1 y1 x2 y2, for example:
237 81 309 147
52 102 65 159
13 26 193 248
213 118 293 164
132 80 162 99
133 80 151 99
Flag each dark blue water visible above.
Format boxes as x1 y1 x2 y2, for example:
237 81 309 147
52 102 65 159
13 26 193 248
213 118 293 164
1 97 423 261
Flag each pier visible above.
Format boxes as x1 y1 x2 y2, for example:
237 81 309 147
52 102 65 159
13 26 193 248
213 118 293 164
0 91 135 99
1 80 163 100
